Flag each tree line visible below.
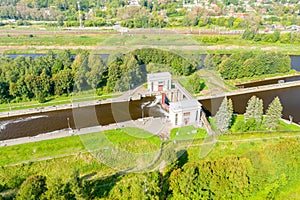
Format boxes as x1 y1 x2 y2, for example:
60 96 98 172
214 96 283 134
0 48 195 104
242 29 300 44
204 51 291 79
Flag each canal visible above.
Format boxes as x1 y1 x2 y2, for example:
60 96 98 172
0 54 300 141
0 97 165 141
200 85 300 124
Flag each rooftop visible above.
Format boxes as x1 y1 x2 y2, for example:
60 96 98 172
170 99 202 112
147 72 171 80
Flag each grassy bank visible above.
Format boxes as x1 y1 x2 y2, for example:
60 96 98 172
1 123 300 199
0 127 162 167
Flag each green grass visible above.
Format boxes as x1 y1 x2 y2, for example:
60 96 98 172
0 34 109 46
170 125 207 141
278 179 300 199
0 136 85 166
101 34 199 47
1 31 300 54
229 115 300 133
81 127 162 153
0 127 162 166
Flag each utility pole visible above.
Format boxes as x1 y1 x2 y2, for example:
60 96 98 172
77 1 83 28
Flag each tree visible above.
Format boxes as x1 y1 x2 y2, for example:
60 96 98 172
16 175 47 200
204 54 214 69
264 97 283 130
52 69 74 95
86 54 107 89
214 97 233 133
69 169 88 200
244 96 264 125
109 173 161 199
188 73 206 94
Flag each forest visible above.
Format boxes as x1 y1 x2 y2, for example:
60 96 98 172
204 51 291 79
0 48 195 104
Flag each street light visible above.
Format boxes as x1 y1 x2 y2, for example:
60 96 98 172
141 104 145 119
67 117 71 130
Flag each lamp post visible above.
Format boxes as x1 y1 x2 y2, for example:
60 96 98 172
67 117 71 130
141 104 145 119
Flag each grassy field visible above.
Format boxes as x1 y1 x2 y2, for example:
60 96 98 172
80 127 162 153
170 125 207 141
0 127 162 167
0 34 109 46
230 115 300 132
0 136 85 166
1 32 300 54
209 115 300 134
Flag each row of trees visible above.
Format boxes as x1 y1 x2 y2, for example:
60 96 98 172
0 50 107 103
243 29 300 44
203 51 291 79
0 48 195 103
214 96 283 133
105 48 195 92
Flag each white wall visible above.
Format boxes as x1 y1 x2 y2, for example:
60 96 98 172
169 107 201 127
148 78 171 93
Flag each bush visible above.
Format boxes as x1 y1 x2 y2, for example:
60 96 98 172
16 175 47 200
188 73 206 93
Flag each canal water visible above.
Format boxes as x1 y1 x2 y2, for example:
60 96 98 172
0 97 165 141
1 84 300 141
200 85 300 124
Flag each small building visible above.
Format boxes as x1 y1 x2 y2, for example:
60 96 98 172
147 72 171 93
169 99 202 127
